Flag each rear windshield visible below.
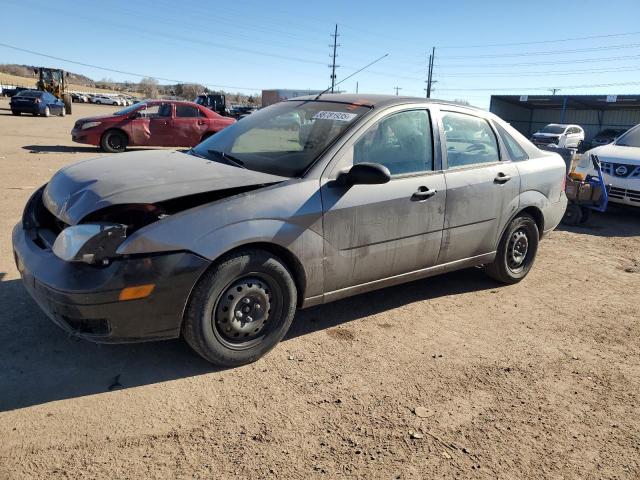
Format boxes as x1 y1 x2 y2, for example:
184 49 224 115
16 91 43 98
540 125 566 134
192 100 371 177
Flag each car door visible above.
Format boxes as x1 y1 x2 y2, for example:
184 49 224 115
437 109 520 264
321 107 446 293
172 104 207 146
129 103 174 146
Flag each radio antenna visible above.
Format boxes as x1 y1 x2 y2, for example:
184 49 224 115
314 53 389 100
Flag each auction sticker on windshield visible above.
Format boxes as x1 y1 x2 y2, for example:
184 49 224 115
313 111 358 122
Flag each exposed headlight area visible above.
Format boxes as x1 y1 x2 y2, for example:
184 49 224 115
81 121 102 130
52 223 126 264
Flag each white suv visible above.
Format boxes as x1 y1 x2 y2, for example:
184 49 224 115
573 123 640 207
531 124 584 149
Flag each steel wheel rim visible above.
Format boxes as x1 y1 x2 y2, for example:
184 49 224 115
212 273 280 350
507 229 529 272
108 134 123 150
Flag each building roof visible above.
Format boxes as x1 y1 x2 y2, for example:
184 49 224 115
491 94 640 110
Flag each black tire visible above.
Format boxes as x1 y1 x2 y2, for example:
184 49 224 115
62 93 72 115
562 203 583 226
100 129 127 153
578 206 592 225
484 214 539 284
183 249 297 367
11 110 19 116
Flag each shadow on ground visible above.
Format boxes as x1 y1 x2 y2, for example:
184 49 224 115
0 267 495 412
22 145 101 154
557 205 640 238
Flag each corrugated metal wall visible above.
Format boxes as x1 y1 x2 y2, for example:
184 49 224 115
491 97 640 140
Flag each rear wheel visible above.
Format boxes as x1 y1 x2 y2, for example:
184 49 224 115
11 110 19 116
484 214 539 284
183 249 297 367
100 129 127 153
561 203 582 226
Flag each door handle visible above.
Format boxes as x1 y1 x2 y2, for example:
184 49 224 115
411 186 437 201
494 172 511 184
197 120 206 125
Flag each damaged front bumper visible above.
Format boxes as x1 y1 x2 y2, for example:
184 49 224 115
12 223 210 343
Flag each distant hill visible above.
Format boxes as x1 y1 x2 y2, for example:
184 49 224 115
0 64 95 86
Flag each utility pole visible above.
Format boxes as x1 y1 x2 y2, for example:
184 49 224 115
329 24 340 93
426 46 436 98
393 86 402 96
549 88 561 95
356 81 358 94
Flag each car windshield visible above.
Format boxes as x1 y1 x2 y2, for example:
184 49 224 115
16 91 42 98
540 125 566 134
114 102 147 116
191 100 371 177
615 125 640 147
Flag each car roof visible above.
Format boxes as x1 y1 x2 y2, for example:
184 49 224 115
287 93 486 111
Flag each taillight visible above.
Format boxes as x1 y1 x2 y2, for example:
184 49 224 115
562 174 567 191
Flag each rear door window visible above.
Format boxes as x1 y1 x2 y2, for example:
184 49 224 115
176 105 200 117
442 111 500 168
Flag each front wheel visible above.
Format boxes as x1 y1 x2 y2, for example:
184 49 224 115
42 106 50 117
60 106 66 117
182 249 297 367
100 129 127 153
11 110 20 116
484 214 539 284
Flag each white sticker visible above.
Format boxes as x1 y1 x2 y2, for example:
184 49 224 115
606 95 617 103
312 111 358 122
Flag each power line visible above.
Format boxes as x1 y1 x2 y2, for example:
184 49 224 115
437 30 640 49
437 80 640 92
0 42 263 91
435 53 640 68
442 42 640 59
434 64 640 78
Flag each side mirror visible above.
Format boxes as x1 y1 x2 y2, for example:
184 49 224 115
129 111 141 119
336 162 391 187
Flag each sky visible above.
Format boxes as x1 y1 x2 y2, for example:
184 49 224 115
2 0 640 108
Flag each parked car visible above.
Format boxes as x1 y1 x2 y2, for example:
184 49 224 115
589 127 628 148
92 95 119 105
531 124 584 148
71 100 236 152
10 90 66 117
13 94 567 366
573 123 640 207
71 93 88 103
2 87 28 98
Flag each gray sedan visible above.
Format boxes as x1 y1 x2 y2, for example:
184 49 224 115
12 94 567 366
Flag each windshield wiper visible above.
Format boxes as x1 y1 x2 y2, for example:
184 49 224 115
185 148 206 158
207 150 246 169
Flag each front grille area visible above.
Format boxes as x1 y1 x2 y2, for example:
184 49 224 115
533 136 558 145
608 186 640 203
62 316 110 336
601 162 640 179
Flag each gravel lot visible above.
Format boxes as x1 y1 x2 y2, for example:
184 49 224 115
0 98 639 479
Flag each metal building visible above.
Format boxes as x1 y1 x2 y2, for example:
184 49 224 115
490 94 640 141
261 89 323 107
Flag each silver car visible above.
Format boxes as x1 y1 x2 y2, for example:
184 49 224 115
12 94 567 366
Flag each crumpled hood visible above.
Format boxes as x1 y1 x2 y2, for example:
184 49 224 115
43 150 287 225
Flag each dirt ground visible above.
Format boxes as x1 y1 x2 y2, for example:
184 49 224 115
0 98 639 479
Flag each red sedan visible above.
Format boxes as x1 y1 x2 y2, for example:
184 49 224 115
71 100 236 153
